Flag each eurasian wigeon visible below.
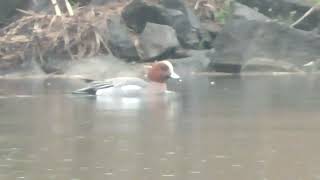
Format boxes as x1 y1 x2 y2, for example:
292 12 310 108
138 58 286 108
72 60 180 96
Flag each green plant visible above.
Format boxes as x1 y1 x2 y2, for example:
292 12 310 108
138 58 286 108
312 0 320 4
68 0 78 6
215 0 231 24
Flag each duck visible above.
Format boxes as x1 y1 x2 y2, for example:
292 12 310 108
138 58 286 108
72 60 180 96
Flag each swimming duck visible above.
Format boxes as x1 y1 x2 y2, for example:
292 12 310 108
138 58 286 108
72 60 180 96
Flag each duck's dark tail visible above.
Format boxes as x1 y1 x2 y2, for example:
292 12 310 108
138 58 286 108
72 82 113 95
72 87 97 95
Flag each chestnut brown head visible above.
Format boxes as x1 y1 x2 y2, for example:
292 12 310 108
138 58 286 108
147 61 180 83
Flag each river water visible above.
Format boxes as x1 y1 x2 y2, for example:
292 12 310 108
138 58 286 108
0 75 320 180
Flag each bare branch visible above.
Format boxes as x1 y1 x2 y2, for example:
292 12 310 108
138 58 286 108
50 0 62 16
290 4 320 28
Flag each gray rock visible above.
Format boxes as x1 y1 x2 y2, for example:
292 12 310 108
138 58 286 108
236 0 320 31
160 0 200 29
121 0 202 48
162 7 201 48
160 0 186 12
107 15 139 61
121 0 169 33
209 19 320 73
200 21 222 36
90 0 119 5
171 49 214 75
0 0 29 26
169 11 200 49
241 57 303 72
231 2 270 21
160 0 202 48
138 23 180 61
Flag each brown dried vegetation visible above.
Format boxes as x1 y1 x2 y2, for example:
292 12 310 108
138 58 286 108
0 3 125 68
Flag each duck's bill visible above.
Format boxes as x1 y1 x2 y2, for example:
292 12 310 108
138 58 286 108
170 72 180 79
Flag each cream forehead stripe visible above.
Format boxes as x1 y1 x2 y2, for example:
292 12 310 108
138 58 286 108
159 60 180 79
160 60 174 73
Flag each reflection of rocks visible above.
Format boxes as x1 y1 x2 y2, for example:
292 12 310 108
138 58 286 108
209 19 320 73
107 15 139 61
138 23 180 61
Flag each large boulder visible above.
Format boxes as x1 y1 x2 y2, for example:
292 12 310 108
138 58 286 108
138 23 180 61
0 0 29 27
90 0 123 5
231 2 270 21
171 49 214 76
160 0 202 48
121 0 171 33
121 0 203 48
236 0 320 31
209 19 320 73
107 15 139 61
160 0 200 29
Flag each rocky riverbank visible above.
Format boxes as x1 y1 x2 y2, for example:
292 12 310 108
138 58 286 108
1 0 320 78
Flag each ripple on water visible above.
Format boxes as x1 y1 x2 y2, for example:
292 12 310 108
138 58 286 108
14 95 34 98
165 152 176 155
0 95 36 99
162 174 175 177
190 171 201 174
104 172 113 176
119 169 129 172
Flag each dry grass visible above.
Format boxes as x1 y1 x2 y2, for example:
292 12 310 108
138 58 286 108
0 2 126 67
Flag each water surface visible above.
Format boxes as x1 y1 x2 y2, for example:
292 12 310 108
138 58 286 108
0 75 320 180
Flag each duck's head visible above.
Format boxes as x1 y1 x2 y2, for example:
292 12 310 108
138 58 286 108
147 60 180 83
